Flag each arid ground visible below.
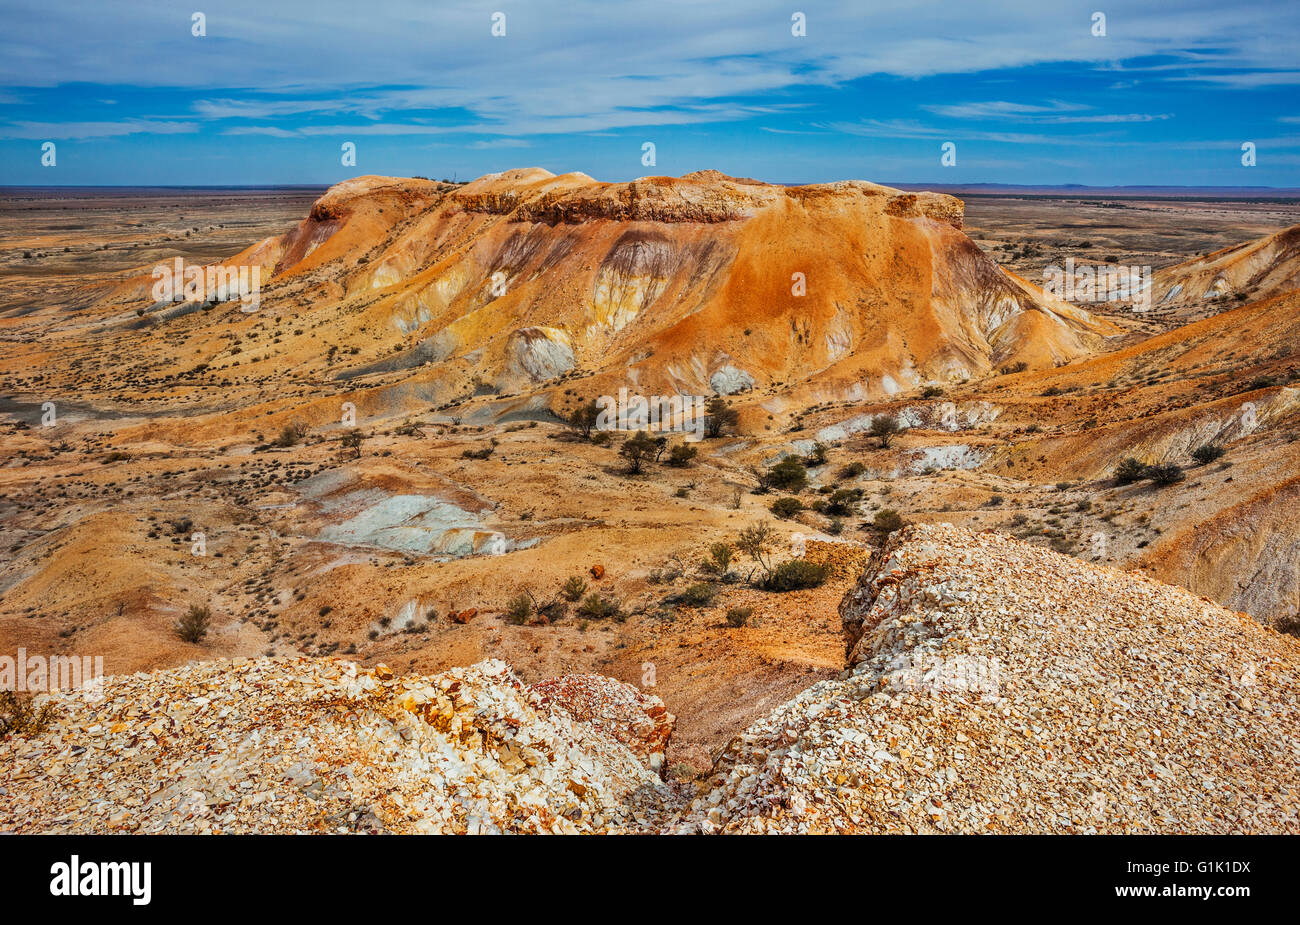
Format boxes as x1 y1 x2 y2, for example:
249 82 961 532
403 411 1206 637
2 177 1298 773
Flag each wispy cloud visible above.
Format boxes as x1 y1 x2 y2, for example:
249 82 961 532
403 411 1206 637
923 100 1171 124
0 119 198 139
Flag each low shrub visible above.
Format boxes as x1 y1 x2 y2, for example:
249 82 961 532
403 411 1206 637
758 560 829 592
872 509 904 534
767 456 808 492
1114 457 1148 485
560 576 588 602
0 691 55 738
1191 444 1226 465
505 593 532 625
175 604 212 643
770 496 804 519
725 606 754 628
577 593 621 620
667 583 718 608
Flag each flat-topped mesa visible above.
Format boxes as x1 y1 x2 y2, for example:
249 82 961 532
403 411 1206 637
108 166 1110 406
436 168 966 227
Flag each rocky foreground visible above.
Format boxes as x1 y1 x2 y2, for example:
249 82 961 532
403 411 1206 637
3 524 1298 834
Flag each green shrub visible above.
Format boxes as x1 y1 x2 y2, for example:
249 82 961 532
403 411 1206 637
668 583 718 608
704 397 740 438
1114 457 1148 485
767 456 808 492
758 560 830 592
1146 462 1185 486
872 509 904 534
823 488 863 516
702 542 734 575
770 496 804 519
274 421 308 448
1191 444 1226 465
837 461 866 481
725 606 753 628
505 593 532 625
869 415 902 448
619 431 658 474
560 576 588 602
175 604 212 643
577 593 621 620
666 443 698 467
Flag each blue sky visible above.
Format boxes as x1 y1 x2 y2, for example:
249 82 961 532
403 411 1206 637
1 0 1298 186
